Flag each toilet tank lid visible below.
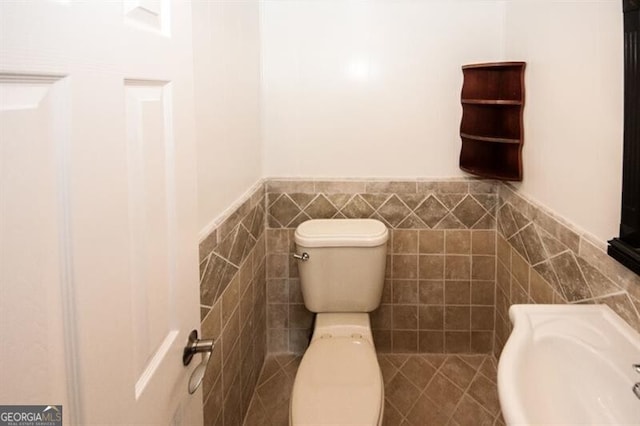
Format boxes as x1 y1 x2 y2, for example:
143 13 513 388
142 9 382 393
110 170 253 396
295 219 388 247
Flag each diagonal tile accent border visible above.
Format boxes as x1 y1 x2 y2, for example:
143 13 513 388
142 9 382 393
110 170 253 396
494 181 640 359
267 189 497 231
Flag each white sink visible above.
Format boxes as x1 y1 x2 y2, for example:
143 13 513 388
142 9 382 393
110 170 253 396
498 304 640 425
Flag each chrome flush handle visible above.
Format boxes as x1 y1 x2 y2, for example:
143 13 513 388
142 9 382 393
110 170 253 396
292 252 310 261
633 364 640 374
183 330 215 394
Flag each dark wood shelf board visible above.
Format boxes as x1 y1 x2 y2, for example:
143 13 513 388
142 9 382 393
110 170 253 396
462 61 526 70
461 99 522 105
460 165 522 181
460 133 521 144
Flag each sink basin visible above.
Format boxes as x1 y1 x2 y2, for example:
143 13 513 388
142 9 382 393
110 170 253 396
498 304 640 425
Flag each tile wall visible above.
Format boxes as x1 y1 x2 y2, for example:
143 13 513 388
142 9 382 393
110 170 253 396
195 178 640 424
264 179 499 354
494 183 640 357
198 184 267 426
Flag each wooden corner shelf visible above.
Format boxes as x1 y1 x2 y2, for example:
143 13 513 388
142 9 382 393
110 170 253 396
459 61 526 181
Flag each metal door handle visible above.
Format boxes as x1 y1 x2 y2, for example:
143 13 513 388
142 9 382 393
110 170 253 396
183 330 214 394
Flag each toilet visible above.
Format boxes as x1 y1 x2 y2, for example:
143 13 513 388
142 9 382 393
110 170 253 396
289 218 389 426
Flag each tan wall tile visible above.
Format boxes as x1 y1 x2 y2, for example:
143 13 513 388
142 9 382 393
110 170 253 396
511 279 528 304
445 331 471 353
200 229 218 262
203 335 223 398
393 305 418 329
288 255 299 279
446 230 471 254
393 330 418 352
239 285 254 326
289 329 311 353
222 306 241 359
266 180 315 193
471 281 495 306
529 269 554 304
472 256 496 281
289 304 313 329
393 230 419 253
288 278 304 303
202 300 222 339
419 280 444 304
393 280 418 304
380 279 392 303
419 255 445 279
267 328 288 353
445 281 471 305
222 275 240 324
471 307 495 331
497 235 511 269
267 279 288 304
495 287 509 322
532 207 580 254
371 304 393 329
469 180 497 194
239 258 254 295
267 254 288 278
418 181 469 194
511 251 529 287
304 194 338 219
373 330 392 353
445 306 470 330
419 306 444 329
221 350 240 401
445 256 471 280
472 230 495 254
203 376 224 425
267 304 288 329
470 332 493 353
313 180 366 193
496 262 510 297
266 229 289 253
365 181 417 193
419 331 444 352
393 254 419 279
419 230 445 253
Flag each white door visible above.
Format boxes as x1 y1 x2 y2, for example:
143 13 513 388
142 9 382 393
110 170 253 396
0 2 202 425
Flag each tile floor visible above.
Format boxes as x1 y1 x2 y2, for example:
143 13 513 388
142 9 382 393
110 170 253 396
243 354 505 426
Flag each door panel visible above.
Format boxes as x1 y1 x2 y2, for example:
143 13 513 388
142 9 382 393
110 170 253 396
0 2 201 424
0 74 70 411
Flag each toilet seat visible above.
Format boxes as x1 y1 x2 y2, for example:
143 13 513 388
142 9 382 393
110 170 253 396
290 335 383 425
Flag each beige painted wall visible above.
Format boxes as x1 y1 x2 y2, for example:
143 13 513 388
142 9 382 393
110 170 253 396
261 0 506 178
193 0 262 235
195 0 625 246
505 0 624 244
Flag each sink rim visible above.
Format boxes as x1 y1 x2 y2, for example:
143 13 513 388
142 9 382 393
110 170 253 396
497 304 640 425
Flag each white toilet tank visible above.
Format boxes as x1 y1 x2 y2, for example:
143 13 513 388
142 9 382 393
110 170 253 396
294 219 388 313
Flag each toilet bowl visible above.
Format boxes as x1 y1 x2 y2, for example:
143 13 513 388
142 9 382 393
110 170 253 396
288 219 388 426
290 313 384 426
